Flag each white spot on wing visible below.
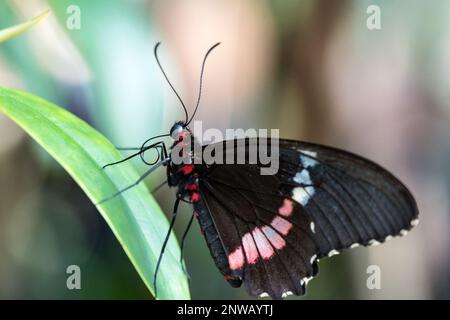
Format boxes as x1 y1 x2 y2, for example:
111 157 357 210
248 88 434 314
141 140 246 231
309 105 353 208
292 187 314 206
369 239 380 246
301 150 318 158
400 229 409 236
301 276 313 286
310 222 315 233
294 169 312 185
385 235 393 242
310 254 317 264
411 219 419 227
350 243 360 249
259 292 269 298
304 186 315 193
327 249 339 257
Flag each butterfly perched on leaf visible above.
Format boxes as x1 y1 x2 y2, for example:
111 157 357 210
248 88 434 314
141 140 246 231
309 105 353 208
99 43 419 300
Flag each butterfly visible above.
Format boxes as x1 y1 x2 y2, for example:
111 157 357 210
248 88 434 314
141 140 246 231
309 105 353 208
99 43 419 300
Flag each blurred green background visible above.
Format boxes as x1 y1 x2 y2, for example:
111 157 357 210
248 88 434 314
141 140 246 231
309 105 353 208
1 0 449 299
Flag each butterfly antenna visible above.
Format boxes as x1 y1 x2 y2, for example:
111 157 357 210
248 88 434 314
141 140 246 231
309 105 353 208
154 42 189 124
185 42 221 127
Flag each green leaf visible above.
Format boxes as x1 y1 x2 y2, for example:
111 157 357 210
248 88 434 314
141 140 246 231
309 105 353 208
0 87 190 300
0 10 49 44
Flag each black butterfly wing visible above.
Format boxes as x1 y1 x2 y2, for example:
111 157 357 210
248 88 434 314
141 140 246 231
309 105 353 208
277 139 418 257
196 163 319 299
194 138 418 299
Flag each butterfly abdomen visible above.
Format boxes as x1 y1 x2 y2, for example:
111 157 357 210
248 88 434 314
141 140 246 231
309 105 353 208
193 196 243 288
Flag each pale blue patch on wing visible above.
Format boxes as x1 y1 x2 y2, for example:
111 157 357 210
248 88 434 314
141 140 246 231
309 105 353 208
292 186 315 206
300 150 318 168
294 169 312 185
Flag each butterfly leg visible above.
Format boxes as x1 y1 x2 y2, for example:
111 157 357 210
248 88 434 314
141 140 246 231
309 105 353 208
115 140 168 154
96 157 170 205
114 147 141 151
153 197 180 298
102 148 147 169
178 213 195 279
158 141 168 159
139 142 168 166
102 142 159 169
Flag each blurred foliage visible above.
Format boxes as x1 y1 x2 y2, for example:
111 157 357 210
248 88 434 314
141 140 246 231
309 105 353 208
0 10 48 43
0 87 189 299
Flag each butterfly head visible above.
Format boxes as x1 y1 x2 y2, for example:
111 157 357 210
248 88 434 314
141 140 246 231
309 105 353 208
170 121 191 142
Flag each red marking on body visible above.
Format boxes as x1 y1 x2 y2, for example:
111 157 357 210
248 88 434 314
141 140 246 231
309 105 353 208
200 228 205 236
224 274 234 281
271 216 293 236
190 192 200 202
178 165 194 175
192 211 199 217
242 233 259 264
278 198 294 217
178 132 188 142
185 184 198 191
228 247 244 270
261 226 286 250
252 228 274 259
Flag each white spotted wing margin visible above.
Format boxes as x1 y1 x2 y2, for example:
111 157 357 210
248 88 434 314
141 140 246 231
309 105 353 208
277 139 419 258
196 138 418 299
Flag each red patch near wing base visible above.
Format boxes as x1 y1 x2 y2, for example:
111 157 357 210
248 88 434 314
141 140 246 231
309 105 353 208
228 247 244 270
191 192 200 202
178 165 194 175
185 183 198 191
271 216 293 236
261 226 286 250
278 198 294 217
242 233 259 264
252 228 275 259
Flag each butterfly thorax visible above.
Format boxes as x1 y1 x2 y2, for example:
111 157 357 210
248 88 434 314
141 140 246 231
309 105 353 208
165 123 241 285
168 124 205 203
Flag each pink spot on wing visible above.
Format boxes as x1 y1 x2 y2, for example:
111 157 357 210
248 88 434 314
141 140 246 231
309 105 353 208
252 228 274 260
278 198 294 217
242 233 259 264
228 247 244 270
261 226 286 250
271 216 293 236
